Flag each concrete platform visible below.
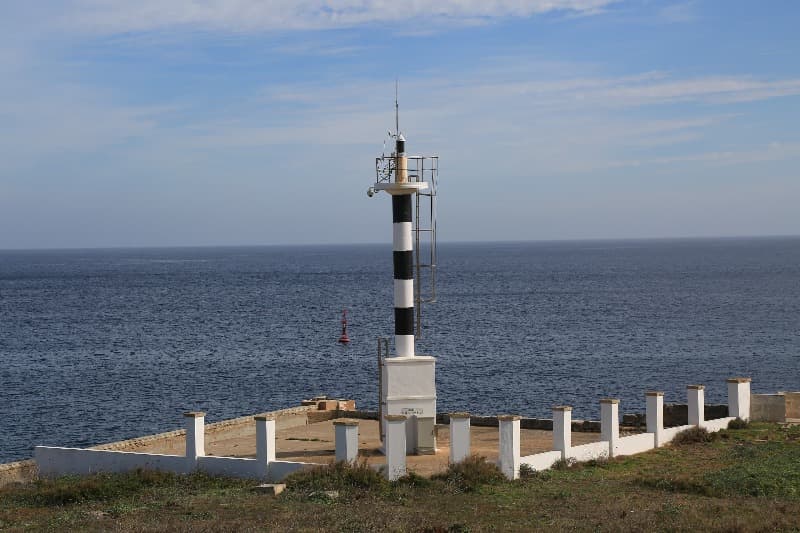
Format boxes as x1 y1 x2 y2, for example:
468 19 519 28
131 419 602 476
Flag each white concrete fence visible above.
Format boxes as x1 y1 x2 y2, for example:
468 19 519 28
379 378 751 481
36 378 752 483
36 413 361 482
482 378 751 479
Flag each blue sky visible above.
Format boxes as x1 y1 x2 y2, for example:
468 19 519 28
1 1 799 249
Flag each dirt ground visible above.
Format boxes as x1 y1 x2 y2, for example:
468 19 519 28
132 419 601 476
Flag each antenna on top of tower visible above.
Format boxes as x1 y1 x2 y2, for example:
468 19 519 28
395 79 400 138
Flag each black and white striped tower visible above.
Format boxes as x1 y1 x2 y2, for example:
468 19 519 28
391 134 416 357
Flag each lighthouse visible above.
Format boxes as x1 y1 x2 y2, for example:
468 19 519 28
368 95 438 455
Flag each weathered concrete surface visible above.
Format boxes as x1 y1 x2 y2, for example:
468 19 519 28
784 392 800 420
752 394 787 422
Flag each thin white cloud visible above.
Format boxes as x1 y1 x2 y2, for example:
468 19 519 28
57 0 620 33
658 2 698 23
3 44 800 180
611 142 800 169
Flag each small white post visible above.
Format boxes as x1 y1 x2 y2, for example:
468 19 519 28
333 420 359 463
449 412 471 464
727 378 751 421
385 415 407 481
184 411 205 472
552 406 572 459
255 415 276 477
646 391 664 447
600 399 620 457
688 385 705 426
498 415 520 480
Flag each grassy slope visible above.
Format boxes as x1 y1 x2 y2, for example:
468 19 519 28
1 423 799 532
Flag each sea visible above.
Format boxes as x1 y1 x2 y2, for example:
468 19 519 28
1 237 799 463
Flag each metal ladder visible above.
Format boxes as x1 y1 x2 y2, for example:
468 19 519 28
411 156 438 339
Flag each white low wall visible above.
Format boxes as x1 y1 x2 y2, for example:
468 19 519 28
35 410 329 483
520 450 562 471
702 417 735 432
268 461 315 481
36 447 188 477
566 441 609 462
613 433 655 457
197 456 260 479
37 447 322 483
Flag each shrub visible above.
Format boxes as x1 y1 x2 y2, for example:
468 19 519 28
431 455 505 493
671 426 718 446
284 460 388 497
727 417 750 430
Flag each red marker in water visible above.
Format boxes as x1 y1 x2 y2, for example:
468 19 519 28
338 309 350 344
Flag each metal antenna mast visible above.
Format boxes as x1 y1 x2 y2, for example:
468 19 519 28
395 79 399 138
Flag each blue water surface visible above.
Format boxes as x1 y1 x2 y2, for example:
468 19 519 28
1 238 798 462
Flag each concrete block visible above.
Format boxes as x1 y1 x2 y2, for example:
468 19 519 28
552 407 572 458
750 393 786 422
687 385 705 426
337 399 356 411
255 416 276 471
449 413 471 464
184 412 205 470
646 391 664 446
498 415 520 480
727 378 751 421
384 415 407 481
600 399 620 456
333 420 359 463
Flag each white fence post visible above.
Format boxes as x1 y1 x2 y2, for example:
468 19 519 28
688 385 705 427
600 399 620 457
255 415 276 477
385 415 407 481
552 406 572 459
498 415 520 480
646 391 664 447
727 378 751 421
449 412 471 464
184 411 205 472
333 420 359 463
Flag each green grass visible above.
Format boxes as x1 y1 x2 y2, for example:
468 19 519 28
1 423 798 531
